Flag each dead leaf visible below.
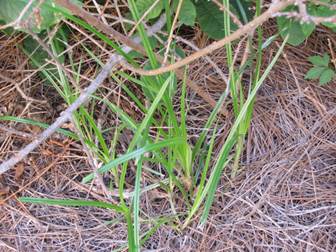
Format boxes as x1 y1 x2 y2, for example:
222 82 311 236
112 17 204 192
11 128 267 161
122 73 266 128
0 186 9 196
15 163 25 180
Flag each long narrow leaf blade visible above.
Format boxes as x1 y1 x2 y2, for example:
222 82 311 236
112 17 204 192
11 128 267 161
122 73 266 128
0 116 78 139
82 137 183 183
199 37 288 226
19 197 124 213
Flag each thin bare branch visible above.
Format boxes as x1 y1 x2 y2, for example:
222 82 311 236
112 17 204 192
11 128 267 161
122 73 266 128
162 0 183 64
212 0 243 27
55 0 221 110
128 0 162 36
120 0 295 76
0 16 166 175
55 0 146 55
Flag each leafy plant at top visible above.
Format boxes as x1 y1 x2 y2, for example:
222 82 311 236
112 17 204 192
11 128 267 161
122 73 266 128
0 0 83 84
305 53 335 85
134 0 196 26
308 1 336 32
20 26 77 92
229 0 253 24
22 26 68 69
136 0 163 20
277 1 336 46
172 0 197 26
195 0 230 39
0 0 81 33
194 0 251 39
277 14 315 46
133 0 251 39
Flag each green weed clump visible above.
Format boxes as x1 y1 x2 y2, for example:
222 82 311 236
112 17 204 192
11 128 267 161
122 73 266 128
0 0 334 251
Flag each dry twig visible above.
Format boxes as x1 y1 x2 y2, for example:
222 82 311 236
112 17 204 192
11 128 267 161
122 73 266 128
54 0 221 110
0 16 166 175
120 0 295 76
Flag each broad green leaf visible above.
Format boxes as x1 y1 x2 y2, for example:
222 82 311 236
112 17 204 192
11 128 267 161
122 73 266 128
277 17 315 46
308 53 330 67
175 46 186 58
175 142 192 178
195 0 237 39
313 4 336 32
0 0 81 33
0 20 14 35
308 4 336 17
173 0 196 26
22 26 68 85
322 53 331 66
319 69 335 85
301 22 315 35
322 21 336 32
126 36 158 59
136 0 163 20
305 66 325 80
0 0 58 33
23 30 66 66
23 36 49 67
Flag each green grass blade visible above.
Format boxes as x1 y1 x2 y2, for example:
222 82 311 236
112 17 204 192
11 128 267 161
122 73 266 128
163 0 172 31
127 0 159 68
118 74 175 201
124 209 136 252
128 74 174 151
140 216 172 246
184 123 219 227
180 68 188 140
82 137 183 183
199 37 288 226
133 156 143 250
19 197 124 213
79 108 110 157
0 116 78 139
93 96 138 131
192 90 229 162
224 0 239 117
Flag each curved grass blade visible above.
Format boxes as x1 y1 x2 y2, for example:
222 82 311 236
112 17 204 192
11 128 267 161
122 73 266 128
19 197 124 213
82 137 183 183
0 116 78 139
198 37 288 227
192 90 229 162
184 123 219 227
133 156 143 250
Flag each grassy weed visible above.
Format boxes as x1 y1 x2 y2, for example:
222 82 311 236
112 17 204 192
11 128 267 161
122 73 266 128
0 1 291 251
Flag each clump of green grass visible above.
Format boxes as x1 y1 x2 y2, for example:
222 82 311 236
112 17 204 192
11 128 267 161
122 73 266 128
0 1 289 251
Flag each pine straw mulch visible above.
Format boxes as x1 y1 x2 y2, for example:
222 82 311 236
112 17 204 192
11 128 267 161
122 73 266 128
0 22 336 251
